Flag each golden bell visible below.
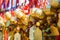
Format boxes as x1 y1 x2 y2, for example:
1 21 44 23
36 22 40 27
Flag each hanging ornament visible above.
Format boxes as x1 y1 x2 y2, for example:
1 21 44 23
30 8 45 19
5 11 11 19
15 8 25 18
4 29 8 40
10 16 16 23
17 26 20 31
6 20 10 27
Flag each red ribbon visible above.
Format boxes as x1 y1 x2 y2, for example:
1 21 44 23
4 30 8 40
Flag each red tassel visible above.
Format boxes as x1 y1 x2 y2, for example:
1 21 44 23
4 30 8 40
